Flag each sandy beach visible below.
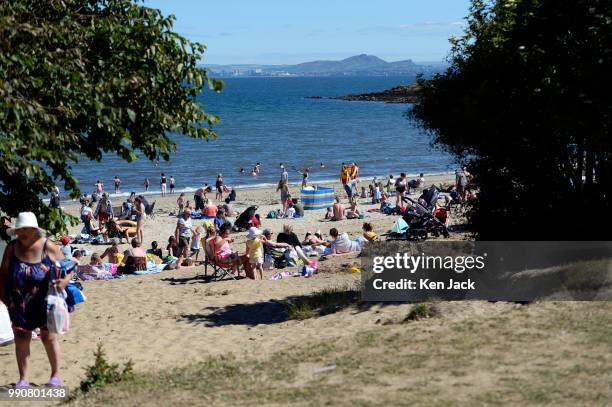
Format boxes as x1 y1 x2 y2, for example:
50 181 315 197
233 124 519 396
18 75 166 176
0 173 462 388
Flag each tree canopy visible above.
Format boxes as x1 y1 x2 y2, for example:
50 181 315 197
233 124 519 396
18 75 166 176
411 0 612 239
0 0 222 234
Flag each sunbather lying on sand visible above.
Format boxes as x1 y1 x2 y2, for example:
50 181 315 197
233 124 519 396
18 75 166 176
325 228 361 255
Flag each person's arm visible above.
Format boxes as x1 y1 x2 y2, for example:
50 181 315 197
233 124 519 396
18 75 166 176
174 221 180 241
267 240 290 249
100 248 109 259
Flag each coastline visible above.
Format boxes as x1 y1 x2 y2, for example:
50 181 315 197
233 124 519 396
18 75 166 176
58 171 456 204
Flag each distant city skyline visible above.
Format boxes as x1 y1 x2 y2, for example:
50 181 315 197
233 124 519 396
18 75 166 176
143 0 471 65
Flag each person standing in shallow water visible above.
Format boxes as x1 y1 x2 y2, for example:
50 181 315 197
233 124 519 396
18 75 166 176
169 176 176 194
144 178 150 192
160 173 167 197
215 174 224 201
301 167 310 189
113 176 121 194
0 212 72 388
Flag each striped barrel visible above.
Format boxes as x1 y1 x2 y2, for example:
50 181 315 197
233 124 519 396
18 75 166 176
301 186 335 210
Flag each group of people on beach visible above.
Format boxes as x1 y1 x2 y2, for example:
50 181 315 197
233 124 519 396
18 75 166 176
2 159 474 390
90 173 178 197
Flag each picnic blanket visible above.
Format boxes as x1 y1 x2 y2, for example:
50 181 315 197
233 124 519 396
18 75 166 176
76 264 116 281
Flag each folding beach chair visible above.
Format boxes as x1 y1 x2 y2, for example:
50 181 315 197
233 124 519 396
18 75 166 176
203 238 236 282
145 201 156 219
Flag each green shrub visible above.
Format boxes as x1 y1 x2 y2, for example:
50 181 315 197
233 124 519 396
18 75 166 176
287 284 359 320
80 344 135 393
405 303 437 321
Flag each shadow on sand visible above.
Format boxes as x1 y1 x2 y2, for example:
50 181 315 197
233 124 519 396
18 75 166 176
180 292 391 327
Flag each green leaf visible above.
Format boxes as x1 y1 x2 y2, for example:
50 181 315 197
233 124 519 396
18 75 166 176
126 108 136 122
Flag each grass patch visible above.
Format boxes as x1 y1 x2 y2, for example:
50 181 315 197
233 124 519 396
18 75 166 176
286 284 360 320
68 302 612 406
79 344 134 393
404 302 438 321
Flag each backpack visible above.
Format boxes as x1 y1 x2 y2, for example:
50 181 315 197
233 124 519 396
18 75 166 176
267 210 277 219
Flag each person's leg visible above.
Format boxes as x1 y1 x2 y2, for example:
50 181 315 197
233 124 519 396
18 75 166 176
14 329 32 383
343 183 352 200
294 246 311 263
176 241 186 269
39 330 61 381
137 220 144 243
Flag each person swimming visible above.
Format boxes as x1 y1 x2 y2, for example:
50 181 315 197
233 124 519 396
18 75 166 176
240 168 245 174
252 162 261 175
320 162 325 168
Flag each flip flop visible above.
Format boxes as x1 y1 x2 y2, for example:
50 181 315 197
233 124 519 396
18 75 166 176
47 377 62 387
15 380 30 388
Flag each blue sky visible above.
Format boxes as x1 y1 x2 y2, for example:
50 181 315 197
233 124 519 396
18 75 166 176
143 0 472 65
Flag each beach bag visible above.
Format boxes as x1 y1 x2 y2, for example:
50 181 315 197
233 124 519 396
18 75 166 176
46 285 69 334
0 303 14 346
301 265 316 277
267 210 277 219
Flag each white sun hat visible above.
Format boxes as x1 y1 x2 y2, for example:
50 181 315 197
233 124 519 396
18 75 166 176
246 226 262 240
7 212 43 236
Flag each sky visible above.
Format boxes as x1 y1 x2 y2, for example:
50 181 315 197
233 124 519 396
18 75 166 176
143 0 472 65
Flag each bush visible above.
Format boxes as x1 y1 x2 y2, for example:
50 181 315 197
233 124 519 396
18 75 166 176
404 303 437 321
80 344 135 393
287 285 359 320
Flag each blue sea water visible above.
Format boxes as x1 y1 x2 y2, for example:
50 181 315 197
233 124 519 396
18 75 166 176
69 76 455 196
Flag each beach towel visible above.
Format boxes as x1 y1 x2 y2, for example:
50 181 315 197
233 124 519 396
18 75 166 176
269 270 300 280
146 253 163 264
76 265 115 281
134 260 167 275
104 263 119 276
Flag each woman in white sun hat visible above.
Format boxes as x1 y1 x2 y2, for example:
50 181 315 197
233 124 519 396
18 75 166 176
0 212 71 388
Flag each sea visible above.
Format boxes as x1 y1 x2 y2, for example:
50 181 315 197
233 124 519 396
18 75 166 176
68 76 456 198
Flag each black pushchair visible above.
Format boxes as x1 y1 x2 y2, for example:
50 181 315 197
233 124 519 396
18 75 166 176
419 185 441 211
233 206 258 232
401 196 449 240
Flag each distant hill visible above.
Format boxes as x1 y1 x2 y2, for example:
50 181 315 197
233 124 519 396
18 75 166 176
206 54 445 77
